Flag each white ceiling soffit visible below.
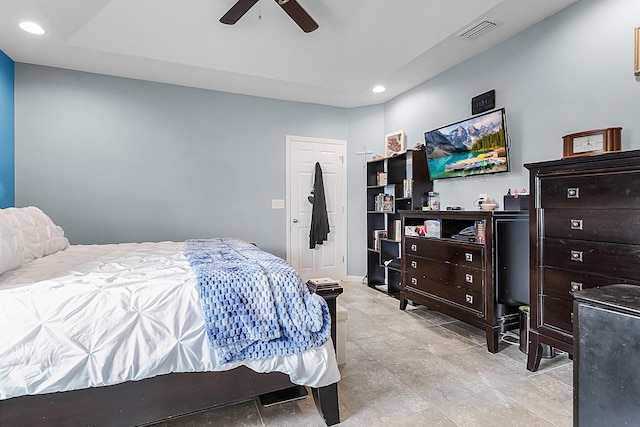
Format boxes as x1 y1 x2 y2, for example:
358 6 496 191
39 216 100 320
0 0 578 108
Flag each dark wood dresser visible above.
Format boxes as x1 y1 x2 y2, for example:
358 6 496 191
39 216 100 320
399 210 529 352
525 150 640 371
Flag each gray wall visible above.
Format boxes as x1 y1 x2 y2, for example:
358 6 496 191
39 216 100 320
15 65 347 258
380 0 640 211
346 104 384 282
13 0 640 277
346 0 640 276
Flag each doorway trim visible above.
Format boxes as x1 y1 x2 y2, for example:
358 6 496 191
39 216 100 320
285 135 347 280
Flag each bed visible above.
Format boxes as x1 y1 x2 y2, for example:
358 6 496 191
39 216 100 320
0 207 342 426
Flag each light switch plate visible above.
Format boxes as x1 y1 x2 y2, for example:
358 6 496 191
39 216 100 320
271 199 285 209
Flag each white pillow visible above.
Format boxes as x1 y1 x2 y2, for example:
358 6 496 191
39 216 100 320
2 206 70 263
0 211 24 274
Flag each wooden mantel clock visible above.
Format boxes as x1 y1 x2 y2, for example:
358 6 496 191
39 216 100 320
562 127 622 159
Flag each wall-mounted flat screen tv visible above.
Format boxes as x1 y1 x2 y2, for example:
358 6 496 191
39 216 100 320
424 108 509 180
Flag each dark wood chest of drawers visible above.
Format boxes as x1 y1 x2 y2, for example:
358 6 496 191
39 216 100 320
525 151 640 371
399 210 529 353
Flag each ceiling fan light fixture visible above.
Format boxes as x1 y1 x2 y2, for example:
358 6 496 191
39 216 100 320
372 85 386 93
19 21 45 35
221 0 317 32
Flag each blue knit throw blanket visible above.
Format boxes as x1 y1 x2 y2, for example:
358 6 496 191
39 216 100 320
184 238 331 363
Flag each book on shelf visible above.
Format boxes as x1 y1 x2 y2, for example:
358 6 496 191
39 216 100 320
373 229 387 250
394 219 402 241
377 172 387 186
475 220 486 244
403 179 413 198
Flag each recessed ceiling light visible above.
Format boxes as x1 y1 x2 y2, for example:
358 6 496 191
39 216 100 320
19 21 45 35
372 85 386 93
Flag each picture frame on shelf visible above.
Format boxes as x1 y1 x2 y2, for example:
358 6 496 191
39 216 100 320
381 194 394 213
385 130 405 158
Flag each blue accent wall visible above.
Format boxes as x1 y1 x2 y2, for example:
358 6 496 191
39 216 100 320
0 50 14 208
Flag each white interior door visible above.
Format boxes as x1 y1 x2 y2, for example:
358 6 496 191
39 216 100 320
286 136 346 282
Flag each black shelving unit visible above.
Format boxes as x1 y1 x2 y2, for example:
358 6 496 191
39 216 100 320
366 148 432 297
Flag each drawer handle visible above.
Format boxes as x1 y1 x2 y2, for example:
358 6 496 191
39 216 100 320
465 294 473 304
411 277 417 286
465 274 473 283
465 253 473 262
570 281 583 292
570 250 583 262
411 244 417 251
411 260 417 268
570 219 583 230
567 187 580 198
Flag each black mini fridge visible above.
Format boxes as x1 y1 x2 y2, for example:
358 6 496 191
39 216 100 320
573 284 640 427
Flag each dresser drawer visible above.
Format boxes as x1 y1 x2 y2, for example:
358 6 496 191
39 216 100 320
405 274 482 313
542 238 640 279
540 296 573 335
543 208 640 244
405 237 483 268
541 267 640 301
540 171 640 209
406 255 483 292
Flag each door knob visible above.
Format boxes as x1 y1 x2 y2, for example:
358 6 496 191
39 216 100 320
292 218 299 223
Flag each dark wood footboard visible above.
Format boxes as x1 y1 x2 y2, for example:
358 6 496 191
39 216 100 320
0 368 342 426
0 283 343 426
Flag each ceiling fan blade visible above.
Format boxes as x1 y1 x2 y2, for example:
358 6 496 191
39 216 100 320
220 0 259 25
275 0 318 33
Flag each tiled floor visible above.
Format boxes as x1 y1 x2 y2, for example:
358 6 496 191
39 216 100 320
156 281 573 426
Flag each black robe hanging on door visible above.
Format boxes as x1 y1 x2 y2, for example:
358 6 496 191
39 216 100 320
309 162 330 249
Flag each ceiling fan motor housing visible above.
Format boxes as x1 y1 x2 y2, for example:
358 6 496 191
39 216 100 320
220 0 318 33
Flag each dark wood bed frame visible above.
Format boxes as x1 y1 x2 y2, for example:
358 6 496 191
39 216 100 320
0 284 343 426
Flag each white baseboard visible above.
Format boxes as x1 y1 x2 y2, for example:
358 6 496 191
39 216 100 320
343 275 366 284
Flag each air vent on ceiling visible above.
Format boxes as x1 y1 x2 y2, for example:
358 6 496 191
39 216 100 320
457 18 498 41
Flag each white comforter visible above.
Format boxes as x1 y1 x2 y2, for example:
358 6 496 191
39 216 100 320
0 242 340 400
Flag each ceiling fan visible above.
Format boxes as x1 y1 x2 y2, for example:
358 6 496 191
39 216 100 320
220 0 318 33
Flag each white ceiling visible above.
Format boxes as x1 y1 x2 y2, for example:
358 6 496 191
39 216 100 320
0 0 577 108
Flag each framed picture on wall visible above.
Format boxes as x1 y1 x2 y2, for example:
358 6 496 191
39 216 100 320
385 130 405 157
